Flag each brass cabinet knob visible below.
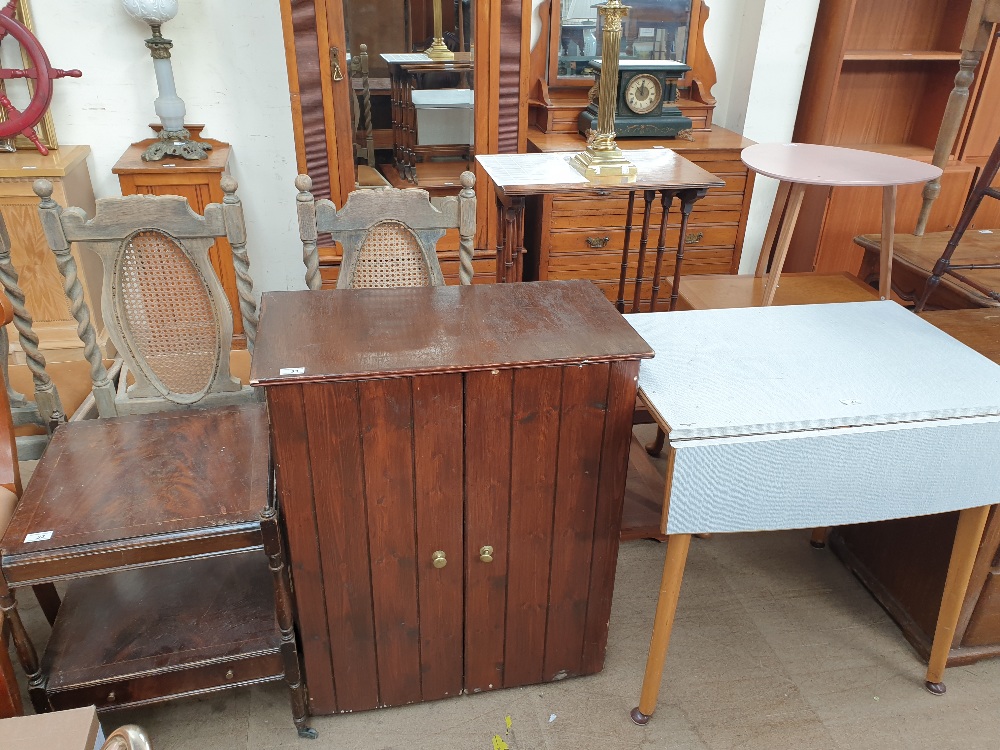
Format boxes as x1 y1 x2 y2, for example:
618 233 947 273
432 550 447 569
479 545 494 563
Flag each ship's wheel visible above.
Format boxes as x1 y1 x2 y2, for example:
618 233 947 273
0 0 80 155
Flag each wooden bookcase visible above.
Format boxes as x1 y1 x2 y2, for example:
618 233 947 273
786 0 997 275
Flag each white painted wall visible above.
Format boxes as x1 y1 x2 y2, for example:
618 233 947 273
30 0 304 294
24 0 818 292
703 0 821 272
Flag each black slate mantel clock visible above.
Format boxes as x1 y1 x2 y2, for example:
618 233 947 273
578 59 693 138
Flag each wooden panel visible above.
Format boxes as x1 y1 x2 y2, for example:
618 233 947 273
302 381 378 712
266 386 337 714
503 366 562 687
0 201 70 324
359 378 422 707
543 362 610 680
412 373 465 701
464 368 513 692
845 0 967 50
828 63 959 148
582 360 640 672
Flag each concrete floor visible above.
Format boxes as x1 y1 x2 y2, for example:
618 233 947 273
12 527 1000 750
10 435 1000 750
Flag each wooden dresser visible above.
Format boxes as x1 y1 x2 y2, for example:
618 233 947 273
525 126 754 308
252 280 652 715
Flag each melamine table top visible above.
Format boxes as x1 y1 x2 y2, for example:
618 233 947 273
741 143 942 187
625 301 1000 534
476 149 725 196
625 301 1000 442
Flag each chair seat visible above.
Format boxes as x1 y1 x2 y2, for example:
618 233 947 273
0 403 269 585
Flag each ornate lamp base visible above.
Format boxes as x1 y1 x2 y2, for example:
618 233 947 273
425 37 454 61
141 128 213 162
570 145 637 179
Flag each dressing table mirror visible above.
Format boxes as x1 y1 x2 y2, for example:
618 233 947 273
281 0 525 285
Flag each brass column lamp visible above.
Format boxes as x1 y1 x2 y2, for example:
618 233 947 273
426 0 455 61
570 0 637 179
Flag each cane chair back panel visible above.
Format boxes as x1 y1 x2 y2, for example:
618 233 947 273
34 183 257 417
114 229 221 399
350 219 435 288
296 172 477 290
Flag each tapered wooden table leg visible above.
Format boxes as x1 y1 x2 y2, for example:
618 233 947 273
925 504 991 695
879 184 897 300
756 180 791 277
631 531 692 725
760 182 806 307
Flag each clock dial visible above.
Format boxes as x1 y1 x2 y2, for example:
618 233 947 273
624 73 662 115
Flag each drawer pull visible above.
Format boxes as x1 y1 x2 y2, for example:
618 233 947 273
107 691 116 703
586 236 611 248
685 232 704 244
226 669 235 680
432 550 447 569
479 545 494 563
593 189 611 196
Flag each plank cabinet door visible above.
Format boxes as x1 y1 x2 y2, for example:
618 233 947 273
269 360 638 713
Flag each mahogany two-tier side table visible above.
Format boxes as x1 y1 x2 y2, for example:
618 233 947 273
250 280 653 715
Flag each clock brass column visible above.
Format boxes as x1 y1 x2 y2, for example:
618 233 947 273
570 0 637 179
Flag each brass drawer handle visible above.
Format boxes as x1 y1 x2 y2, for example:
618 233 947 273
593 189 611 196
685 231 704 244
479 545 494 563
432 550 447 569
586 236 611 248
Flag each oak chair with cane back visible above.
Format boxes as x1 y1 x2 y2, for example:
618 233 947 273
0 181 314 736
296 171 476 289
33 177 258 417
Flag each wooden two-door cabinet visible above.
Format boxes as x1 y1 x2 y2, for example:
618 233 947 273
251 280 652 714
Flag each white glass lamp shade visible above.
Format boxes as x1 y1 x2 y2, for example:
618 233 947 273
122 0 179 24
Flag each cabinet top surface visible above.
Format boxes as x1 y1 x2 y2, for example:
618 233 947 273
476 149 724 196
112 139 231 173
527 125 756 154
251 280 653 385
626 301 1000 441
741 143 942 186
0 145 90 178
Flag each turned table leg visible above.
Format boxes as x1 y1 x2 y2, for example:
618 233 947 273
925 504 991 695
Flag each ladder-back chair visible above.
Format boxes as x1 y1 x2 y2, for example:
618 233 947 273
33 176 258 418
295 171 476 290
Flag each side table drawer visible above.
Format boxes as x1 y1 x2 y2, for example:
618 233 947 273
548 224 738 255
47 652 285 712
